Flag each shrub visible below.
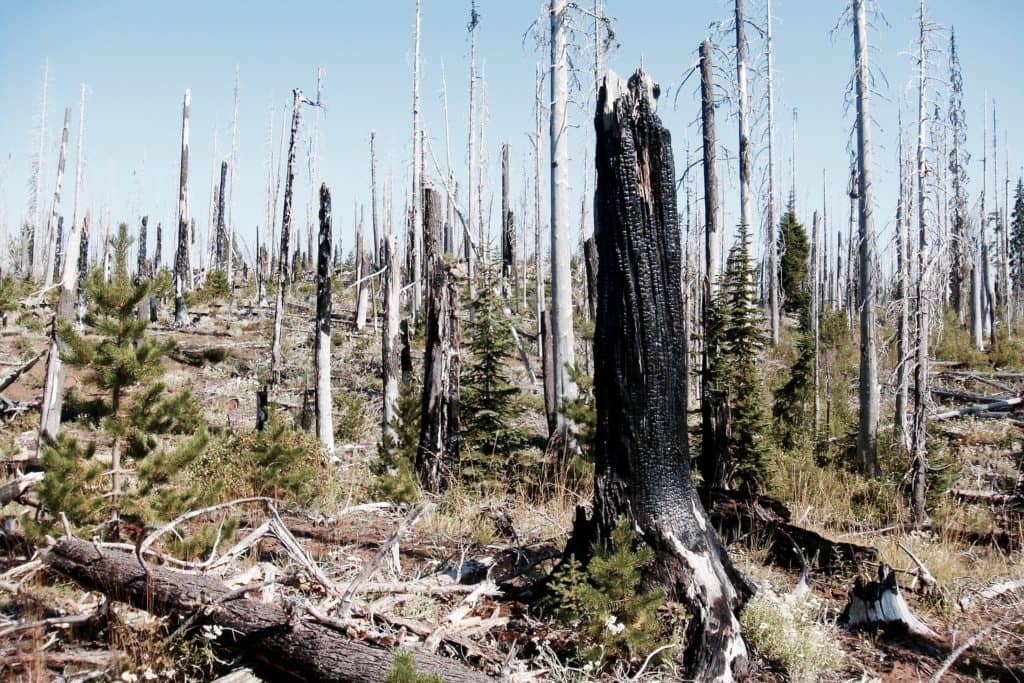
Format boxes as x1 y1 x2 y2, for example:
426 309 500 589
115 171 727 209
384 650 442 683
740 592 844 683
549 518 670 670
187 413 331 507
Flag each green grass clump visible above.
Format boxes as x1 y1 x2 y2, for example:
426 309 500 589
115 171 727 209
740 592 844 683
384 650 442 683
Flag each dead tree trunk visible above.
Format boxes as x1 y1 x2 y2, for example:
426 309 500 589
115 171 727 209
853 0 880 475
76 213 90 323
582 236 598 321
315 183 335 457
271 89 304 386
174 90 191 328
549 0 577 414
43 107 71 287
137 216 148 278
570 69 748 681
216 160 228 270
764 0 780 345
354 213 369 331
896 143 911 447
416 186 460 494
45 537 489 683
501 142 517 303
699 38 723 481
382 233 401 442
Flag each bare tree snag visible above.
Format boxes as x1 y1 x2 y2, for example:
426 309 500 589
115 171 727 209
501 142 517 303
549 0 577 414
137 215 149 278
571 69 748 681
416 186 460 494
45 537 489 683
315 183 335 457
43 107 71 287
370 131 380 265
911 1 931 524
77 213 90 322
764 0 780 345
853 0 880 475
174 90 192 328
700 41 716 294
734 0 753 259
271 88 305 386
355 216 369 331
216 160 228 270
382 234 401 442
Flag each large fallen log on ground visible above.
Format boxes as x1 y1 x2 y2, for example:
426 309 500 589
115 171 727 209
933 396 1023 420
705 489 878 571
45 537 491 682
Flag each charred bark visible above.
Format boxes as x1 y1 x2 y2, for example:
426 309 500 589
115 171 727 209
570 69 748 681
315 184 334 455
216 160 228 270
582 236 598 321
416 186 461 494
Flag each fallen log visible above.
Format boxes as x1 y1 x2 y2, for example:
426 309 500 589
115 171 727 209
933 396 1023 420
705 489 877 571
949 488 1017 505
0 353 44 394
0 471 43 506
45 537 491 682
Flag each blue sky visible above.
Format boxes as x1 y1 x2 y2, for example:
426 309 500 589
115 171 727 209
0 1 1021 273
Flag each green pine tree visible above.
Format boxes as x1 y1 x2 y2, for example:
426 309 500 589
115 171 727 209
778 195 810 316
370 377 423 503
707 222 771 491
460 274 524 485
37 224 210 539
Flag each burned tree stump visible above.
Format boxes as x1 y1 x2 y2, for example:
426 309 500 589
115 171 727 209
843 564 938 639
570 69 748 681
416 186 460 494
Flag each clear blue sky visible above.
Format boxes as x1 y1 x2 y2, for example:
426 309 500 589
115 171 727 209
1 1 1021 273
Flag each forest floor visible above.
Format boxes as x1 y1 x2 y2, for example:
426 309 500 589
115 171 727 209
0 274 1022 682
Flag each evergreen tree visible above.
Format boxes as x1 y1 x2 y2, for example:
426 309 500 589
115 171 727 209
460 273 524 484
707 222 771 490
1011 179 1024 299
778 195 810 316
370 376 423 503
37 224 209 539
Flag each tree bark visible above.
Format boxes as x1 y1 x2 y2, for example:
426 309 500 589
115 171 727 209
43 107 71 287
174 90 191 327
382 234 401 442
573 69 748 681
911 2 930 524
315 183 335 456
764 0 780 345
271 89 303 386
549 0 577 415
416 186 460 494
853 0 880 475
216 160 228 270
582 236 598 321
44 537 489 683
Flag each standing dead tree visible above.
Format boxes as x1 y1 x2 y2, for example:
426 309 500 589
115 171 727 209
382 233 401 442
947 29 969 324
216 160 228 270
173 90 192 328
764 0 780 344
568 69 748 681
270 87 320 386
416 186 460 494
43 107 71 287
852 0 880 475
315 183 334 457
